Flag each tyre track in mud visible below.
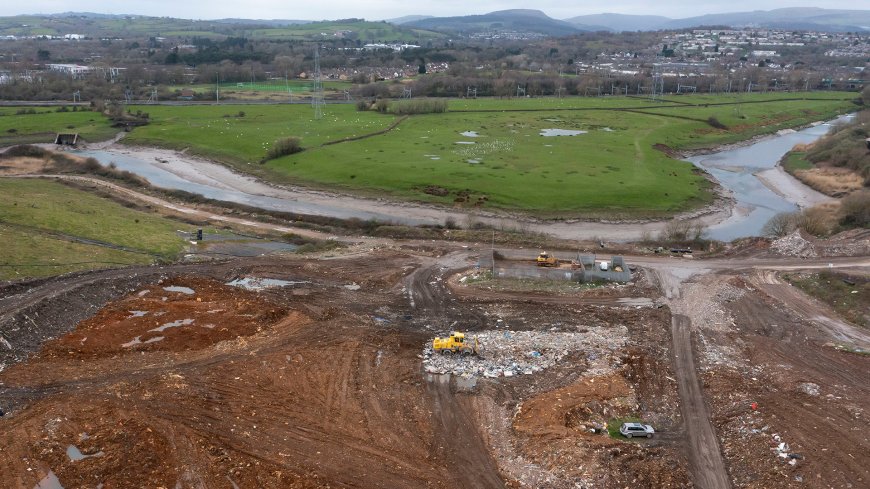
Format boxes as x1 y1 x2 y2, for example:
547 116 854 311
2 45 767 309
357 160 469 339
652 267 731 489
406 258 506 489
670 314 731 489
750 269 870 350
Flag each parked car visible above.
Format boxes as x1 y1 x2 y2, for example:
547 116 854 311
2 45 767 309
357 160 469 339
619 422 654 438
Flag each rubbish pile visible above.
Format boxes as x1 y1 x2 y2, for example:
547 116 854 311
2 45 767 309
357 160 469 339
422 328 626 378
770 230 817 258
770 433 802 467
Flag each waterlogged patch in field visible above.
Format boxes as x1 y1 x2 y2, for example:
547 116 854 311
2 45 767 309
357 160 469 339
540 128 588 137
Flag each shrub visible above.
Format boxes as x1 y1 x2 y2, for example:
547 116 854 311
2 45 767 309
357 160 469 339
1 145 48 158
388 99 448 115
839 190 870 228
706 116 727 129
374 99 390 113
355 100 370 111
762 211 798 237
795 207 832 237
659 219 706 243
237 111 245 118
262 136 303 162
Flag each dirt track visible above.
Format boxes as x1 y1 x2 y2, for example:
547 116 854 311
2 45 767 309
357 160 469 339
670 314 731 489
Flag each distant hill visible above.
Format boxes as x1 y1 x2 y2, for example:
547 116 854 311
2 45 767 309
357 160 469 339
564 13 671 32
387 15 434 25
664 8 870 32
406 9 582 36
0 13 444 41
564 8 870 32
213 18 312 27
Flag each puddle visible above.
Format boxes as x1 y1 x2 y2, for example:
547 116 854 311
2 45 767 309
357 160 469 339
163 286 194 295
128 311 148 318
540 129 587 137
375 350 384 367
343 283 361 291
150 318 194 333
467 159 482 164
137 290 150 297
121 336 165 348
423 154 441 160
460 131 480 137
66 444 104 462
454 141 476 145
227 277 311 291
601 127 615 132
33 470 63 489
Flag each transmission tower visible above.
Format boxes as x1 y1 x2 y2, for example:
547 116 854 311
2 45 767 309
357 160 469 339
516 85 526 97
124 89 133 104
146 88 158 104
311 46 324 119
466 86 477 99
72 90 81 103
402 87 412 99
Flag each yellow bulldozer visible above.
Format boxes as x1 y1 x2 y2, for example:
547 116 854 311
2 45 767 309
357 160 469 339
536 251 557 267
433 331 479 356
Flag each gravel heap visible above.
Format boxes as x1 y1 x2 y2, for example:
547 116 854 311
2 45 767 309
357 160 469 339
770 230 817 258
423 328 626 378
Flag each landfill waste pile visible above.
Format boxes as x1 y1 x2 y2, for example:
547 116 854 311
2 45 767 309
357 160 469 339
422 328 626 378
770 230 817 258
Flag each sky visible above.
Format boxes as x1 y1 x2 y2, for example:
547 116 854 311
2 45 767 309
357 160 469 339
0 1 858 21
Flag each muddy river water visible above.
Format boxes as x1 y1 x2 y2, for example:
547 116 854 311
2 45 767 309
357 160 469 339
75 115 850 242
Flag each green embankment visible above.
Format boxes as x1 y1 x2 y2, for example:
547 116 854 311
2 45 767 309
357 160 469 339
119 92 855 217
0 109 116 145
0 179 188 280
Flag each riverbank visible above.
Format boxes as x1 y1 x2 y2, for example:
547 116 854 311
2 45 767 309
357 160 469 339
77 142 737 243
50 109 845 243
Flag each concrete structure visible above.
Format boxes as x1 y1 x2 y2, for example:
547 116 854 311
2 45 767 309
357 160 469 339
488 252 632 283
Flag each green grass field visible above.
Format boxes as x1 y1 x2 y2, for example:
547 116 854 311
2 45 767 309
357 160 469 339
0 179 188 280
0 109 116 145
123 92 854 217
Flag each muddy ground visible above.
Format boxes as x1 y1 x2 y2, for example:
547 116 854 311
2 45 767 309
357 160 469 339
0 245 868 489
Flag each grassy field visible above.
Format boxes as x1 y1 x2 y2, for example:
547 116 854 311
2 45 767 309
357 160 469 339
0 179 188 280
116 92 853 217
0 109 116 146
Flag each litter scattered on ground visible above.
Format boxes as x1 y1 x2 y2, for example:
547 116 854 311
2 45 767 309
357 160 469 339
422 328 626 378
798 382 820 396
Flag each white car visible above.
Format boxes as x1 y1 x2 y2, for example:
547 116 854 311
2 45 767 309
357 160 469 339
620 422 654 438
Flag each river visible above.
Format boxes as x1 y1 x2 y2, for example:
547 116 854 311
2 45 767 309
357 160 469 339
74 116 848 242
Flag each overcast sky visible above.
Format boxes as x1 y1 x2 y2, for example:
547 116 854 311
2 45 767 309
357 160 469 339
0 1 858 21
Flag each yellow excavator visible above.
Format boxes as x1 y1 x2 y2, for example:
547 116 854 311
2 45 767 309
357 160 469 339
536 251 557 267
433 332 479 356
